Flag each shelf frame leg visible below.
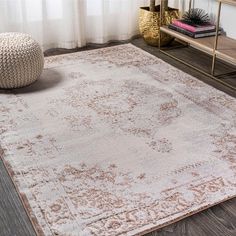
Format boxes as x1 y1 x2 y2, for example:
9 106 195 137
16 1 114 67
211 1 222 75
159 0 164 50
189 0 192 12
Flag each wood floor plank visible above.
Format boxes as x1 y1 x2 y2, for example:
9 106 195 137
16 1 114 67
0 38 235 236
0 159 36 236
147 200 236 236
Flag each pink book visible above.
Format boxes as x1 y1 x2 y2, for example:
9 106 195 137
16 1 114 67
172 19 216 33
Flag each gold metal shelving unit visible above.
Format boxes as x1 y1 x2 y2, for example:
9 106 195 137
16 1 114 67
159 0 236 91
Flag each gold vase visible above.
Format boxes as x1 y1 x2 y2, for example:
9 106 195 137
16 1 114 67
139 5 179 47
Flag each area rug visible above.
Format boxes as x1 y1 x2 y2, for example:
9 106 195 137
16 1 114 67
0 44 236 236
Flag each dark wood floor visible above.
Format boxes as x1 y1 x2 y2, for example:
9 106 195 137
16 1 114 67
0 38 236 236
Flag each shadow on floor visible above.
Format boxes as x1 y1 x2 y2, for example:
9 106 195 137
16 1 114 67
0 69 63 94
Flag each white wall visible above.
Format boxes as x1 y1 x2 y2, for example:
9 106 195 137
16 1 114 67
168 0 236 39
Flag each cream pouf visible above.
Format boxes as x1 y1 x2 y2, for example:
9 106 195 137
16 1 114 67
0 33 44 89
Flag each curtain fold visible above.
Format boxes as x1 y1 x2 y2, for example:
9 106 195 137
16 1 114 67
0 0 150 50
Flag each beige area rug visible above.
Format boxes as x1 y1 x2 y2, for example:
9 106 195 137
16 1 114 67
0 44 236 236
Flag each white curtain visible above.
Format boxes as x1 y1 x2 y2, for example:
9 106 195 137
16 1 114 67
0 0 152 50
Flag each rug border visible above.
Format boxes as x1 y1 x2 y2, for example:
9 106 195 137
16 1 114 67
2 146 236 236
1 43 235 236
136 194 236 236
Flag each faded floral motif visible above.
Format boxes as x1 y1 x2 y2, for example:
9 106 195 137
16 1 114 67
0 44 236 236
50 79 181 148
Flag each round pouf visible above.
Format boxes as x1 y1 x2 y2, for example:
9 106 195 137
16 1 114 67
0 33 44 89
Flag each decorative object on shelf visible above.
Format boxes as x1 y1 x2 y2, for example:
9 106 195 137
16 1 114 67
168 8 219 39
182 8 211 25
0 32 44 89
168 24 221 38
168 8 218 39
139 0 179 46
172 19 216 33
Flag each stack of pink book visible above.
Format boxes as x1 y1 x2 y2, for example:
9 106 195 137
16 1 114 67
168 19 221 38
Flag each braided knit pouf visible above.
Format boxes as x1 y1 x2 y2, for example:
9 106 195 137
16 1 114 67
0 33 44 89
